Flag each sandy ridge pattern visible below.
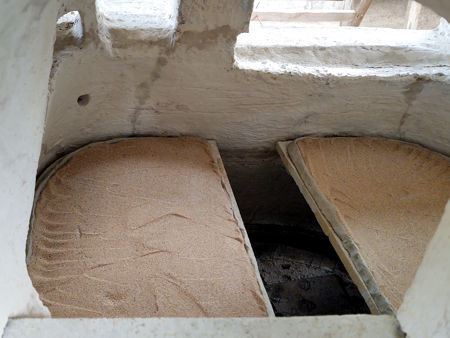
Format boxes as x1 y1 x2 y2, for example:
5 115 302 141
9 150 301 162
27 137 267 317
293 137 449 310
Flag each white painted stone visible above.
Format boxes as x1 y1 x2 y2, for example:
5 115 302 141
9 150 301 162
57 11 83 41
0 0 58 333
397 200 450 338
96 0 180 55
3 316 403 338
55 11 83 52
235 24 450 69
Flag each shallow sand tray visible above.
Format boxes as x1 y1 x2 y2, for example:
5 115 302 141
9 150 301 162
26 136 274 318
277 137 449 315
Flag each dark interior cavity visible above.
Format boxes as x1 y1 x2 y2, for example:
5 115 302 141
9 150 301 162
77 94 90 106
224 152 370 316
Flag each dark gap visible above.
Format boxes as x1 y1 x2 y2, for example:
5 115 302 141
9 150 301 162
77 94 90 106
247 224 370 316
223 151 369 316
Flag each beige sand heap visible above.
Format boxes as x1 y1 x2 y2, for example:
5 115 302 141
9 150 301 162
27 137 270 318
277 137 449 314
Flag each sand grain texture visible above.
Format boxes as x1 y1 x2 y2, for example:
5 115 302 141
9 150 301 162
285 137 449 311
27 137 268 318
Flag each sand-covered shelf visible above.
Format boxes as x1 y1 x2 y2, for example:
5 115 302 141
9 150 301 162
277 137 449 314
27 137 271 318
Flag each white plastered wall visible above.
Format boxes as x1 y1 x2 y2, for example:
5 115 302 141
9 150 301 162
38 2 450 173
0 0 449 336
0 0 60 331
398 201 450 337
38 0 450 227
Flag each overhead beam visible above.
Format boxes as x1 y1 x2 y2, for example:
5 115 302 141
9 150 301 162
406 0 422 29
251 10 356 23
343 0 373 26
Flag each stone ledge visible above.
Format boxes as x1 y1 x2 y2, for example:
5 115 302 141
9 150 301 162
235 20 450 76
4 316 402 338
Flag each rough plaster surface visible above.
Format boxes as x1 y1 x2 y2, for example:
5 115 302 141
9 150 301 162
236 22 450 69
96 0 180 53
40 7 450 174
3 315 403 338
398 201 450 338
28 137 268 318
1 0 450 335
0 0 59 332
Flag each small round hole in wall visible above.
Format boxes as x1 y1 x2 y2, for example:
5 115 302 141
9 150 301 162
77 94 90 106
